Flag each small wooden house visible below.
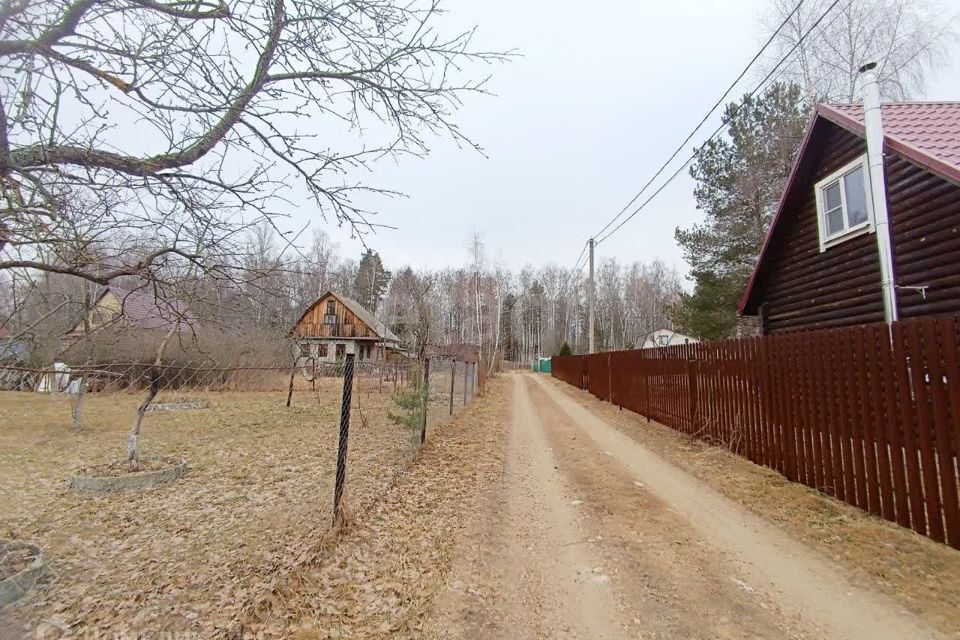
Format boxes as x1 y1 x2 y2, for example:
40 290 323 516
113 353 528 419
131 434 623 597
64 286 194 340
739 101 960 334
292 291 400 363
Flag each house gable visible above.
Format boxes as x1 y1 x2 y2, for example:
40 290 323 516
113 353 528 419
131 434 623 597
67 290 123 335
293 291 394 341
741 114 960 333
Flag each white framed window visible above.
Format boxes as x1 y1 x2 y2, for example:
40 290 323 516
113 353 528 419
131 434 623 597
814 154 874 251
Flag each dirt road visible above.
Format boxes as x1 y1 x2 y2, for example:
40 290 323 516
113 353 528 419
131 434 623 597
426 374 946 640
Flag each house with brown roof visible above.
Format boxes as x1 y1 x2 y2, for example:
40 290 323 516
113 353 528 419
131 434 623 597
292 291 400 363
739 101 960 334
64 285 196 340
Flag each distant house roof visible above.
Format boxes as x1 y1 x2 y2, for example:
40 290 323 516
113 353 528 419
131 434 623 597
336 293 400 343
427 343 480 362
294 291 400 343
66 285 196 336
640 328 699 348
0 325 28 362
739 101 960 316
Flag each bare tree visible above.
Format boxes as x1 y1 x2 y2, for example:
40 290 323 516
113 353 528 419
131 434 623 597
0 0 507 289
763 0 958 101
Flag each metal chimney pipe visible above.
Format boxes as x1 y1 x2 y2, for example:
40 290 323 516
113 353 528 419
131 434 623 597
860 62 899 323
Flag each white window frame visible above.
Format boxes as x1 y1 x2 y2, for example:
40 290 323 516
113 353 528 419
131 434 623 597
814 154 875 252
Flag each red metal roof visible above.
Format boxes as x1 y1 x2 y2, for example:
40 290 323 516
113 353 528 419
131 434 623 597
820 102 960 185
738 101 960 316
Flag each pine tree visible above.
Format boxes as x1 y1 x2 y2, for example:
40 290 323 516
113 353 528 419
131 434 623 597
674 83 807 338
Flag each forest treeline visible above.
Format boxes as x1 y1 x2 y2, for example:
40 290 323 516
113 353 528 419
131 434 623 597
2 228 683 371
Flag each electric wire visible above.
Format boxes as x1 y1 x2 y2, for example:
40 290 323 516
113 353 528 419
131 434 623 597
590 0 808 242
594 0 845 246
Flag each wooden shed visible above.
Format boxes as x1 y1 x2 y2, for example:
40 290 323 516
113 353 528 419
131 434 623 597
291 291 400 363
739 102 960 334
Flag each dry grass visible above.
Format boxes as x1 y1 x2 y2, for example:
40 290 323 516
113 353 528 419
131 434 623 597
0 377 418 638
544 376 960 636
243 377 508 639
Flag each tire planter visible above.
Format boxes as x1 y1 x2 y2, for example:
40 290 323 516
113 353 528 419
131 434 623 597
146 401 208 413
0 541 46 608
69 457 188 493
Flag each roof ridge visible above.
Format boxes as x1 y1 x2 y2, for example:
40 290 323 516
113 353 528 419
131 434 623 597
824 100 960 107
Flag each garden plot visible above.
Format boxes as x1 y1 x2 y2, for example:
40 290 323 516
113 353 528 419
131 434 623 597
0 379 413 637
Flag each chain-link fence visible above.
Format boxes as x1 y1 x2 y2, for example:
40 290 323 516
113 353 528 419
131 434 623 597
0 350 482 636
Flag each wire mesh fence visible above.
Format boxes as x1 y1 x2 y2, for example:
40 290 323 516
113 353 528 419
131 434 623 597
0 351 482 635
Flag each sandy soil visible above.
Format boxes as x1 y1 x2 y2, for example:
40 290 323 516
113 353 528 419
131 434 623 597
425 374 948 640
539 374 960 636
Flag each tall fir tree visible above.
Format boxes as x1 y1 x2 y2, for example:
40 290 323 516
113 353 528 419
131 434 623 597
354 249 392 313
674 82 808 339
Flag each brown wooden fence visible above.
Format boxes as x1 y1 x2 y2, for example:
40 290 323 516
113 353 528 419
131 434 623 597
552 315 960 549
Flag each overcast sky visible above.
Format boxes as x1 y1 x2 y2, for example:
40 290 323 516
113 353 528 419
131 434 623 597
285 0 960 279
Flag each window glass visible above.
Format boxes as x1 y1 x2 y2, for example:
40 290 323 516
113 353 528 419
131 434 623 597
826 209 844 236
824 181 842 211
844 166 868 226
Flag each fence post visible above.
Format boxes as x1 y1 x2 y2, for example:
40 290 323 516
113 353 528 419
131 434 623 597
332 351 355 524
420 357 431 445
449 359 456 415
378 362 383 394
688 359 699 433
463 359 468 405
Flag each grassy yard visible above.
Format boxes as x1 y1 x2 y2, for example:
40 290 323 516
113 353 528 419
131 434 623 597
0 378 420 638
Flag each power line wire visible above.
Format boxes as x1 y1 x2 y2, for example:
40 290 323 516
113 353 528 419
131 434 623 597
556 240 589 300
595 0 845 246
590 0 808 242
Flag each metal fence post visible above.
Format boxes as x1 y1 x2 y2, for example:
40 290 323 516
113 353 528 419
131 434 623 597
420 357 430 445
463 360 468 406
333 351 355 524
449 358 456 415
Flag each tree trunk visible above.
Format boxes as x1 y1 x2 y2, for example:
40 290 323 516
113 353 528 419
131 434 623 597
127 325 176 470
72 286 93 431
127 373 160 471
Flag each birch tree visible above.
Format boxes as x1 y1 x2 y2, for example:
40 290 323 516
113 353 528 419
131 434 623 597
763 0 958 101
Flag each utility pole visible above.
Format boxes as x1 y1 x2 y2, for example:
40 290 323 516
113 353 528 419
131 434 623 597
588 238 595 354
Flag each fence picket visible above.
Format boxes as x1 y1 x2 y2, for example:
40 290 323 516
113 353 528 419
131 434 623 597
923 317 960 548
866 324 895 522
854 326 881 515
938 318 960 548
906 321 945 542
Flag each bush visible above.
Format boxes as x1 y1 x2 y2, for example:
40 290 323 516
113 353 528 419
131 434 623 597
387 365 424 433
557 342 573 357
